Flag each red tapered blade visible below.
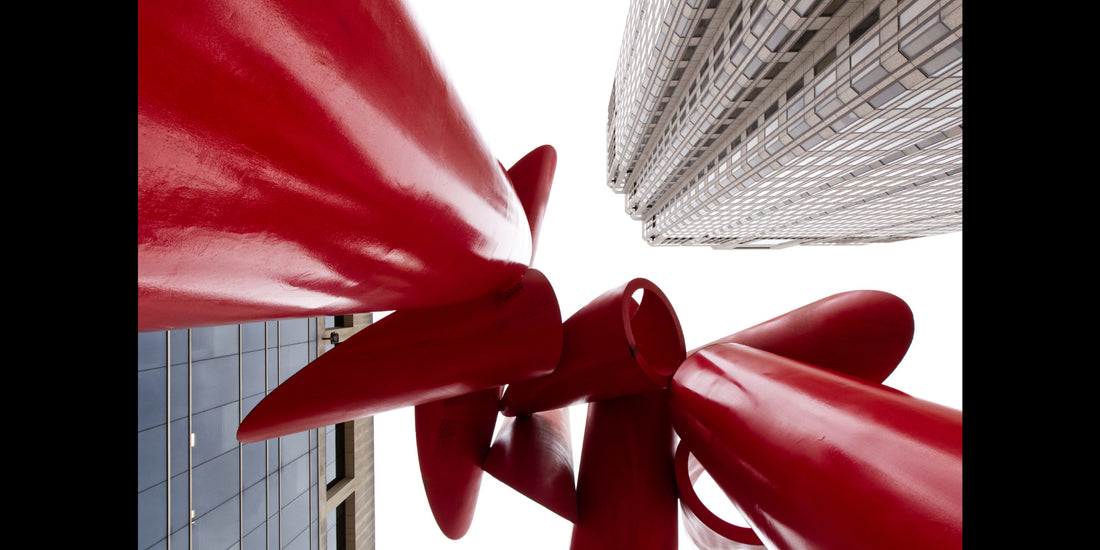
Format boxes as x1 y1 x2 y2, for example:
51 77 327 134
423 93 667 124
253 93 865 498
237 268 562 442
482 408 577 522
415 387 502 539
697 290 914 384
505 144 557 258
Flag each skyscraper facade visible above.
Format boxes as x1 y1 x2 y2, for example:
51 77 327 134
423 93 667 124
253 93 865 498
606 0 961 249
137 315 376 550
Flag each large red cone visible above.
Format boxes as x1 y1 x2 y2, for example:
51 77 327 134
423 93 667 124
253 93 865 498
415 387 502 540
138 0 535 331
696 290 914 384
501 278 685 416
570 390 678 550
237 268 563 442
670 343 962 550
481 408 578 522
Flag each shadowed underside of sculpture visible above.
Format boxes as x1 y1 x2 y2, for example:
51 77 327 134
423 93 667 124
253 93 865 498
482 408 579 523
137 1 962 548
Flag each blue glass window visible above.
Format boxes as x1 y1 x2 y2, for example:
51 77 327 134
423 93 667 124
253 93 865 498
139 318 324 550
170 417 189 477
137 424 166 492
281 491 312 549
282 431 310 467
243 479 267 535
137 481 167 549
191 324 240 361
243 321 266 352
279 343 309 383
192 354 239 413
170 329 189 366
243 349 266 398
192 402 240 465
279 318 308 346
242 440 267 488
137 368 166 432
138 332 167 371
280 453 311 508
193 495 241 549
192 447 239 515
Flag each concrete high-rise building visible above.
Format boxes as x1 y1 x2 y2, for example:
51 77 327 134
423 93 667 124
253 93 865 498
138 314 376 550
606 0 961 249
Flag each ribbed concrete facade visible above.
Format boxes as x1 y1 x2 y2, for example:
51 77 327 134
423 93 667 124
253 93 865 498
607 0 962 249
319 418 375 550
319 314 376 550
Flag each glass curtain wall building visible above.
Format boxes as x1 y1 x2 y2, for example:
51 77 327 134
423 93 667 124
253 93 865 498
138 316 375 550
606 0 962 249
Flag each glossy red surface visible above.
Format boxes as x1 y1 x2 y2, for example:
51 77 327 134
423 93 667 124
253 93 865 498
481 408 578 522
571 390 678 550
505 145 557 259
501 279 686 416
138 0 532 331
414 387 502 539
140 3 962 547
236 269 562 443
670 343 962 550
674 443 763 549
696 290 914 384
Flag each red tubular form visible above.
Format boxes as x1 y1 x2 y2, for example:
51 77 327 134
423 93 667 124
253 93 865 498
138 0 533 331
236 268 562 442
696 290 914 384
414 387 502 540
674 443 764 550
500 279 685 416
481 408 578 522
670 343 962 550
570 391 678 550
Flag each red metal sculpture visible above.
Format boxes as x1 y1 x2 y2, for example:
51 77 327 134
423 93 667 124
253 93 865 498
137 1 962 549
501 278 686 417
670 344 962 550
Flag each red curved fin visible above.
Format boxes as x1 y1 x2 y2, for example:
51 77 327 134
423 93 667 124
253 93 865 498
415 387 502 539
696 290 914 384
237 268 562 442
504 144 557 258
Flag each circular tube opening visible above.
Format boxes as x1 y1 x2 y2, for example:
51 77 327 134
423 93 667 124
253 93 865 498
674 442 764 547
622 279 685 384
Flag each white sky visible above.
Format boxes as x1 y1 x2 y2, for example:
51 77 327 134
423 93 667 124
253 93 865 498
373 1 962 548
